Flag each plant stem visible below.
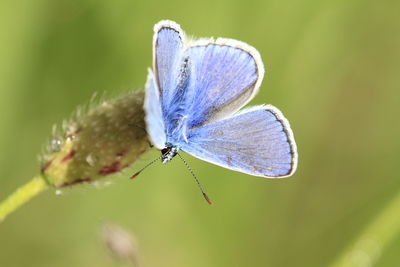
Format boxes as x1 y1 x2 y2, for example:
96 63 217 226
329 192 400 267
0 175 48 222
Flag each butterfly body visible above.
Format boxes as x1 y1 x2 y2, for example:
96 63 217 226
144 20 298 178
161 144 178 163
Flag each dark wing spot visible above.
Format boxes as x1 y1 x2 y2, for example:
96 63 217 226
252 166 261 173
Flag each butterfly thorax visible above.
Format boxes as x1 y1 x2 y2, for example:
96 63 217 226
161 143 179 163
163 57 191 144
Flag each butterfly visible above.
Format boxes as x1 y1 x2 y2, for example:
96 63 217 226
142 20 297 189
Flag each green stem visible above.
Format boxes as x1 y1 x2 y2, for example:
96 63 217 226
329 192 400 267
0 175 48 222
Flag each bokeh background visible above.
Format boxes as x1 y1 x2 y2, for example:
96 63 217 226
1 0 399 266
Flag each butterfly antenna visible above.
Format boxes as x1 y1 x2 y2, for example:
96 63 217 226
177 153 212 205
130 155 162 179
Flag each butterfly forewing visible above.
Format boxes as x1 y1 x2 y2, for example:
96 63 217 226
153 20 184 104
183 39 264 129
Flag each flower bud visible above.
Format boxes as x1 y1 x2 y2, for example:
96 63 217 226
40 90 150 187
101 223 139 265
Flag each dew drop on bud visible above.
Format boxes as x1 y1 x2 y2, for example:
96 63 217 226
50 137 63 152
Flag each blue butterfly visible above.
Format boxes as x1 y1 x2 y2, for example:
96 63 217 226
142 20 297 187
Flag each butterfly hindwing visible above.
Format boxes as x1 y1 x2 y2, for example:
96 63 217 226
181 105 297 177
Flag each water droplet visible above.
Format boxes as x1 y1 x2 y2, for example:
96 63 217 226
86 153 98 166
66 135 76 142
55 189 63 195
50 137 63 152
92 180 113 188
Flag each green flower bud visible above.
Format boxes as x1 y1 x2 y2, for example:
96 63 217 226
40 90 150 187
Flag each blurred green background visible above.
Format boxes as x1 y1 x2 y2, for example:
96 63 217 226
1 0 399 266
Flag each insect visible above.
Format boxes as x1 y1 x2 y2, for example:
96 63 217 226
136 20 298 202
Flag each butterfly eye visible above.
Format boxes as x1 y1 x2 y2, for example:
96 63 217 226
161 147 169 155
